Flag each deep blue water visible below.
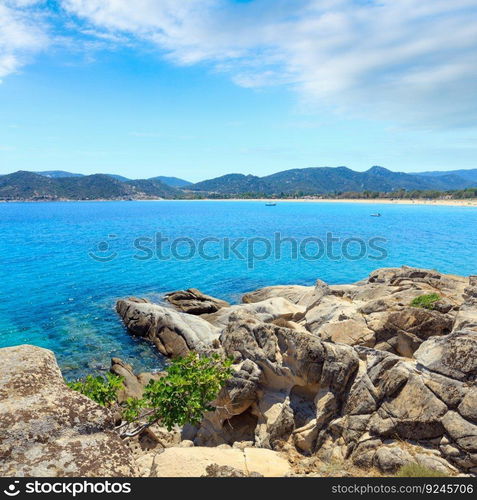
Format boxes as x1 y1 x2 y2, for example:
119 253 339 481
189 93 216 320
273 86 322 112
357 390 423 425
1 201 476 378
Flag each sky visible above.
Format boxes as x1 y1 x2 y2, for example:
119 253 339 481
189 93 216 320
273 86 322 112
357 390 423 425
0 0 476 182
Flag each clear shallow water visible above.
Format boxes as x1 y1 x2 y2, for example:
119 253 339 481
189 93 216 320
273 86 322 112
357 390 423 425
1 200 476 379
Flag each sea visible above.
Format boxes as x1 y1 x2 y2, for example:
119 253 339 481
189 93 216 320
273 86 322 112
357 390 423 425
1 200 476 379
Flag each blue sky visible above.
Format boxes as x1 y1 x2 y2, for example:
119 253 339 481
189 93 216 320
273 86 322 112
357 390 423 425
0 0 476 182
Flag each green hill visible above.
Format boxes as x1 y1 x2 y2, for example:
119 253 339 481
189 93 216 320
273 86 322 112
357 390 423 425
0 171 180 201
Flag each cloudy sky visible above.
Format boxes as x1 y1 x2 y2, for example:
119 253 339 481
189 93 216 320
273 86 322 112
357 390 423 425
0 0 476 181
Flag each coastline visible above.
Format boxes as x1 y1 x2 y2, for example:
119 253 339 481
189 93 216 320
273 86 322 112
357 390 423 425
2 197 477 207
167 198 477 207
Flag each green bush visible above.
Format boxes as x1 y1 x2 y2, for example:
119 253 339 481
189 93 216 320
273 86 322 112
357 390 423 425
67 372 123 407
125 352 233 432
396 463 449 477
410 293 440 310
69 352 233 436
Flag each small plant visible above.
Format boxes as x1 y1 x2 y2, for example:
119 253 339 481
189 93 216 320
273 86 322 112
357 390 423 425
68 352 233 438
396 463 449 477
410 293 440 310
122 397 146 423
119 352 233 435
67 372 123 407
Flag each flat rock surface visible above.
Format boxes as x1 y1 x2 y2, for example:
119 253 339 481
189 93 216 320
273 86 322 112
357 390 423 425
136 447 291 477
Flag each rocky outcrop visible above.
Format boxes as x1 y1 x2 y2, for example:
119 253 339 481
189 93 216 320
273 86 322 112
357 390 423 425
116 297 221 357
190 312 359 451
115 266 477 475
164 288 229 315
303 266 466 356
0 345 137 477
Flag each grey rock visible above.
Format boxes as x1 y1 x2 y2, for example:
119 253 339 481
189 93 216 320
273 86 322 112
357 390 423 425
0 345 137 477
164 288 229 315
442 412 477 452
110 357 163 402
242 285 314 306
423 372 467 408
415 454 456 473
116 298 221 357
414 330 477 381
374 447 413 473
458 388 477 423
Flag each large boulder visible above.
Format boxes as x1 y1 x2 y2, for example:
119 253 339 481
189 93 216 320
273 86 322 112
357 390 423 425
0 345 137 477
452 278 477 332
368 307 453 357
116 297 221 357
164 288 229 315
414 330 477 382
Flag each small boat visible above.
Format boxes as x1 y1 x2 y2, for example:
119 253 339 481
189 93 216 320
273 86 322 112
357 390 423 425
265 202 277 206
370 213 381 217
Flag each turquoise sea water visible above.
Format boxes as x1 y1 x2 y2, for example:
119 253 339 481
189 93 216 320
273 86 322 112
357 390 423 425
1 200 476 378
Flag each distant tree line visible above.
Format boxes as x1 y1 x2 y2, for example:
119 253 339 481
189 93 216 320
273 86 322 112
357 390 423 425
185 187 477 200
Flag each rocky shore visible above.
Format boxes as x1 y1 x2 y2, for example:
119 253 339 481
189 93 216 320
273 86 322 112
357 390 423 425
1 266 476 477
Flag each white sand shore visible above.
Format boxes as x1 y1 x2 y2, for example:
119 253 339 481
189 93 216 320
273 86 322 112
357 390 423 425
140 198 477 207
3 198 477 207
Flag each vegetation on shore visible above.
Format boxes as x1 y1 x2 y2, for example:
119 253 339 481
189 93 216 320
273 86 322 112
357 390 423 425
67 352 233 437
67 372 123 406
2 168 477 201
410 293 441 310
396 463 450 477
189 187 477 200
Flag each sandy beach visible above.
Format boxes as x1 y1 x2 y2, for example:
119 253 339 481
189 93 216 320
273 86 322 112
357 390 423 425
2 197 477 207
147 198 477 207
247 198 477 207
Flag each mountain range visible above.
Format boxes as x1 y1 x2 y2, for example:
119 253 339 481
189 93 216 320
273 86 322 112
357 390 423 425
0 171 179 201
418 169 477 184
0 166 475 201
35 170 192 187
190 166 475 195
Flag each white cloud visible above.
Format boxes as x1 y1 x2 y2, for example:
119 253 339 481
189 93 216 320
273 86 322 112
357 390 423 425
0 0 49 80
57 0 477 127
3 0 477 127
